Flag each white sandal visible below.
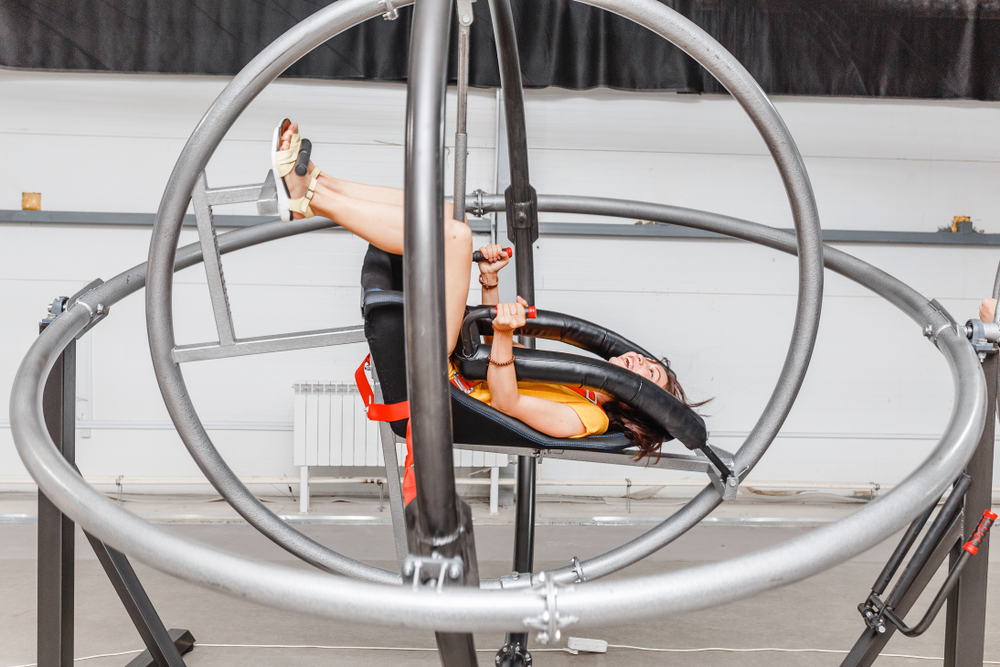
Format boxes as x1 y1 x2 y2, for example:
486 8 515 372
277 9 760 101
271 119 321 221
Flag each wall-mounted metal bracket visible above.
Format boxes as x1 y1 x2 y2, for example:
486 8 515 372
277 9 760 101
401 554 465 592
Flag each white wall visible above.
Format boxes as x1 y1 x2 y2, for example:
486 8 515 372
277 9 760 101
2 66 999 494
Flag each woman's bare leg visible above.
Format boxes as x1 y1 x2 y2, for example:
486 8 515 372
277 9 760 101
280 123 472 352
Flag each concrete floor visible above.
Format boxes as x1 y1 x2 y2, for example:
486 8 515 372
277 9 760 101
1 492 998 667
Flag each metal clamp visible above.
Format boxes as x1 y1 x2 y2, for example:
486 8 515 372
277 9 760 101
401 554 464 592
381 0 399 20
522 571 578 644
569 556 586 583
469 189 488 218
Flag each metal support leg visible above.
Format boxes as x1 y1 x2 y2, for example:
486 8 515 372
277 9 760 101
490 466 499 515
299 466 310 514
371 365 409 570
38 302 193 667
38 314 75 667
841 513 965 667
85 534 190 667
943 351 997 666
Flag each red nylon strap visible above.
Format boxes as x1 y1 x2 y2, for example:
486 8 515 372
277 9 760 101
354 355 409 423
355 355 416 505
567 386 599 405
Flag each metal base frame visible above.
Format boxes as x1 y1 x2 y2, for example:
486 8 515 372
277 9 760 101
37 310 193 667
842 351 997 666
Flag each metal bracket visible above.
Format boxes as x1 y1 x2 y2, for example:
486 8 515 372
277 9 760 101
923 299 962 347
495 641 532 667
456 0 475 26
504 185 539 243
522 571 578 644
401 554 464 592
42 296 69 325
569 556 586 583
256 170 279 217
68 279 111 338
381 0 399 20
964 318 1000 360
703 446 739 501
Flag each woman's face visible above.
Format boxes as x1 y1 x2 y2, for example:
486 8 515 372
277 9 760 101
609 352 670 390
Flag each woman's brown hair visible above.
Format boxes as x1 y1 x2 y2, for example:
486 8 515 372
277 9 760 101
603 357 709 462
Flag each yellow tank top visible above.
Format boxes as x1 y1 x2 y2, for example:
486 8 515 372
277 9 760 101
449 364 608 438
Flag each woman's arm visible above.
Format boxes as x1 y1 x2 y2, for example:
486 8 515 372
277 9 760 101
476 244 508 306
488 299 587 438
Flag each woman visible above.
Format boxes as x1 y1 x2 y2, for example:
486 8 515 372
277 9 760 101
274 120 702 459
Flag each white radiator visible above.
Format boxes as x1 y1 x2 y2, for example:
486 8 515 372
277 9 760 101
292 382 508 468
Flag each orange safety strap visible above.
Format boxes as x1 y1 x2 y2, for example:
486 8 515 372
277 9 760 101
355 355 416 505
567 386 600 406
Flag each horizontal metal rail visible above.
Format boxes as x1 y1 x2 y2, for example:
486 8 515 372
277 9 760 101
7 209 995 246
172 325 367 363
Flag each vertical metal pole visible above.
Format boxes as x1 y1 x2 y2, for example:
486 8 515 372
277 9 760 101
487 2 538 657
405 1 478 664
405 0 459 542
453 0 474 222
38 313 75 667
943 351 996 666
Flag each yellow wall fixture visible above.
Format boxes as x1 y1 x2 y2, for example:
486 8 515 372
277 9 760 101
22 192 41 210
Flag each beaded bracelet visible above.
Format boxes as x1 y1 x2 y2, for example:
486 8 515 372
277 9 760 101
488 353 515 367
479 274 499 288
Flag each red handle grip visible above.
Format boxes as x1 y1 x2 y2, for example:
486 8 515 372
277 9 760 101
963 509 997 555
490 305 536 319
472 247 513 263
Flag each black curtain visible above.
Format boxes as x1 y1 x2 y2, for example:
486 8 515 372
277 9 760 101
1 0 998 99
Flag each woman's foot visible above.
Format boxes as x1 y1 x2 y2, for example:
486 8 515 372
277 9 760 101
274 120 322 220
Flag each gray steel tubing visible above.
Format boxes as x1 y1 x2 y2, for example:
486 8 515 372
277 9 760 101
487 0 532 211
452 18 471 221
10 266 984 630
10 0 982 633
991 259 1000 323
143 0 408 584
404 0 460 541
469 193 965 587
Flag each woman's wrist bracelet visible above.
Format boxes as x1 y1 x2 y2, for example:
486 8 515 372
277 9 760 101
479 274 498 288
488 353 515 367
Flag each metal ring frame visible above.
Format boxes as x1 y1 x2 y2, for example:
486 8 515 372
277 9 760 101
141 0 828 589
9 0 987 636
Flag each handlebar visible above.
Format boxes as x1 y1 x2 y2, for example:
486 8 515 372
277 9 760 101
472 247 513 263
294 138 312 176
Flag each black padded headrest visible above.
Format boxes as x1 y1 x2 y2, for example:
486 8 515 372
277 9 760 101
455 347 707 452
